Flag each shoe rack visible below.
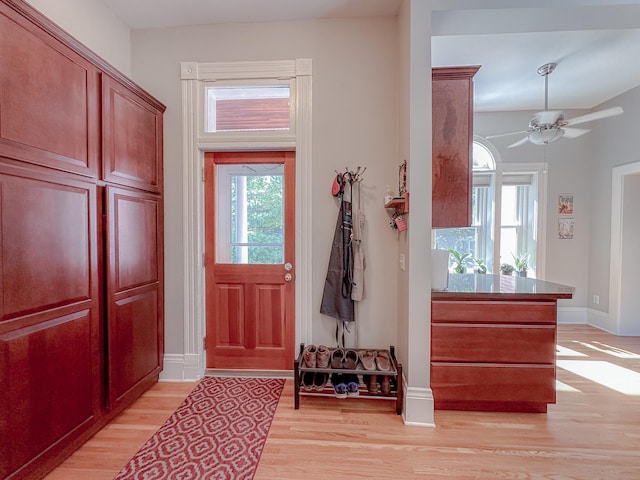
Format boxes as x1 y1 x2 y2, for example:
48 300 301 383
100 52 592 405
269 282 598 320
293 344 403 415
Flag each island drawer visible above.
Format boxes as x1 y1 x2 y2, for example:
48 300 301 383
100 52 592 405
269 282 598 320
432 300 557 324
431 363 556 404
432 323 556 363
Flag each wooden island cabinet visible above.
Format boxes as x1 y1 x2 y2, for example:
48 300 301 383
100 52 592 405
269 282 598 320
431 274 574 413
432 66 480 228
0 1 165 479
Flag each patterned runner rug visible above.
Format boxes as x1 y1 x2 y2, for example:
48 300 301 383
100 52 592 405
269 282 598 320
115 376 285 480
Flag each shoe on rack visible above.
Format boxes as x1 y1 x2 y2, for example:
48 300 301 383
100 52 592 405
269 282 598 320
368 374 378 394
331 373 348 398
317 345 330 368
303 344 317 368
358 350 376 371
314 372 329 391
343 349 359 369
380 375 391 395
334 383 347 398
375 350 391 371
331 348 344 369
301 371 315 391
346 375 359 397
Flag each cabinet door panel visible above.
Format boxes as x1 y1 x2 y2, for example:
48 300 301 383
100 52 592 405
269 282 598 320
106 186 163 410
109 288 160 406
102 76 163 193
0 164 99 479
0 165 96 323
0 311 97 479
0 11 99 177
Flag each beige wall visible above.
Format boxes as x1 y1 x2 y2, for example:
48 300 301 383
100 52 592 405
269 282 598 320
130 17 401 354
25 0 132 75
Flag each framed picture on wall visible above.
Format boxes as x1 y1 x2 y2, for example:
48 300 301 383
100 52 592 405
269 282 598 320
558 193 574 215
558 217 574 239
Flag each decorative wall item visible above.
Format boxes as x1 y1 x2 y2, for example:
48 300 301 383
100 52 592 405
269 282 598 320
558 217 574 239
558 193 574 214
398 159 407 196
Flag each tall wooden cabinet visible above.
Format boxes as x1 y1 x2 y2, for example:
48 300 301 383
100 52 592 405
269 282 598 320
432 66 479 228
0 1 165 479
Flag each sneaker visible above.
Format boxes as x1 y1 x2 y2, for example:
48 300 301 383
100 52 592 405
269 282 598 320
331 373 348 398
334 383 348 399
346 375 359 397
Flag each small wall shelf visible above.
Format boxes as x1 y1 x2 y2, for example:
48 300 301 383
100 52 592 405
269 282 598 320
384 192 409 214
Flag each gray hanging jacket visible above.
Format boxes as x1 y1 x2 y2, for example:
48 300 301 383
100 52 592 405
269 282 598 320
350 180 365 301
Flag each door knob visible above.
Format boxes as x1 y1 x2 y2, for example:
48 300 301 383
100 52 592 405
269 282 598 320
284 262 293 271
284 273 293 282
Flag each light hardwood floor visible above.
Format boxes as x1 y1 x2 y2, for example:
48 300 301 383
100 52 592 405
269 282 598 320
46 325 640 479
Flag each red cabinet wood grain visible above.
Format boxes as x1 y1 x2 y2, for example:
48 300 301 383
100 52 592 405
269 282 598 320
102 76 164 193
432 66 479 228
0 1 165 478
106 187 164 411
431 299 559 413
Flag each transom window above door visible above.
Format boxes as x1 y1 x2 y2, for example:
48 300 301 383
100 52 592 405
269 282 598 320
205 84 291 133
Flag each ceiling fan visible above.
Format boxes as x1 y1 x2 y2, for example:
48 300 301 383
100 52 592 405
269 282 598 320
486 62 624 148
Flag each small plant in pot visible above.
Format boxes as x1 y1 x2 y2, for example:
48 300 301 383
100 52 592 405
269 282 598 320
473 258 487 274
512 252 530 277
500 263 515 276
447 248 471 274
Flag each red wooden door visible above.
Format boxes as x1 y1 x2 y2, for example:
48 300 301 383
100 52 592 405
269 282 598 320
205 151 295 370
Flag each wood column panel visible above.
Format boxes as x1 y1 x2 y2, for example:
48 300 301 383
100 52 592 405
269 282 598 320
432 66 480 228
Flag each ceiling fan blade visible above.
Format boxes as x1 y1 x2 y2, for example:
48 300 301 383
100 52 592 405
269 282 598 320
507 136 531 148
565 106 623 126
486 130 530 140
563 127 590 139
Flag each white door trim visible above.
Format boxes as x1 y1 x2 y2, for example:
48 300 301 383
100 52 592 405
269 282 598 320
609 160 640 335
168 59 312 380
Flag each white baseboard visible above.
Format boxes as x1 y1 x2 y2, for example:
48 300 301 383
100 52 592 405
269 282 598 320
557 306 587 324
403 380 435 427
586 307 618 334
159 353 204 381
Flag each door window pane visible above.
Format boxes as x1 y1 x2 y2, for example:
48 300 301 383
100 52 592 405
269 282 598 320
216 164 284 264
206 86 290 133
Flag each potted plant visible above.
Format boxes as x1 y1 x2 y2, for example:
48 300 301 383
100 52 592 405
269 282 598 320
500 263 515 276
447 248 471 274
473 258 487 274
512 253 530 277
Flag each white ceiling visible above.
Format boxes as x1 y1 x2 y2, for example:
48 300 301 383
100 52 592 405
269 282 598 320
101 0 640 112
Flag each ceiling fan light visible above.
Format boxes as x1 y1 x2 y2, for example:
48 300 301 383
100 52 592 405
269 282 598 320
528 128 565 145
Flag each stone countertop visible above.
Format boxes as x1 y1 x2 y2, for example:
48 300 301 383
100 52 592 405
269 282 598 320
432 273 574 301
